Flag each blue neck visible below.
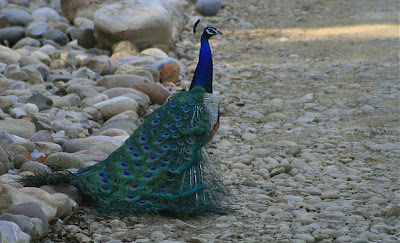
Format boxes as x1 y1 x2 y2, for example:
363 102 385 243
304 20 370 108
190 35 213 93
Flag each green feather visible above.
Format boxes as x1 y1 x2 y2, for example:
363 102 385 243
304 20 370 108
67 86 225 215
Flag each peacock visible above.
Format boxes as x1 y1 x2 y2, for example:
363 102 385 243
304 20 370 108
24 20 225 215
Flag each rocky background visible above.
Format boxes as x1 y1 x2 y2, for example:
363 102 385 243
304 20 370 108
0 0 399 242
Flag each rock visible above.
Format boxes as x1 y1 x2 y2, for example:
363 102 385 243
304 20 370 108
385 204 400 218
94 96 139 120
0 162 5 175
40 184 82 204
63 136 122 154
10 108 28 118
31 51 51 66
0 45 21 64
0 184 57 221
14 37 41 48
130 83 170 105
299 93 314 103
26 22 48 38
98 75 151 89
43 29 68 46
0 146 11 171
20 161 51 174
26 93 53 110
35 142 63 154
242 133 257 141
286 145 302 156
20 66 43 84
45 152 85 169
0 220 31 243
10 154 30 169
67 85 99 99
32 7 60 22
0 119 35 138
196 0 222 16
149 231 167 241
0 8 33 26
93 117 138 135
364 141 400 151
112 56 156 72
82 55 111 74
77 28 96 49
51 193 77 218
0 96 14 109
94 0 173 49
293 233 315 243
295 112 319 125
0 26 25 46
264 99 284 113
0 13 7 28
23 64 50 80
160 62 180 84
0 213 43 239
74 17 94 29
320 191 340 200
318 211 346 221
112 40 139 54
99 128 130 137
102 87 150 112
6 70 29 82
142 48 169 59
64 93 82 107
30 130 54 143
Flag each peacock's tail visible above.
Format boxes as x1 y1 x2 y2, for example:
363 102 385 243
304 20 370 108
62 87 226 216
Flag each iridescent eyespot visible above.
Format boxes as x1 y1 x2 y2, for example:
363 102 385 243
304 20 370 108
98 173 105 177
145 173 153 178
128 146 135 151
120 162 128 167
126 195 136 201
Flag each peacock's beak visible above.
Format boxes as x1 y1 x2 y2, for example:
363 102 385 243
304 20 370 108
217 30 223 35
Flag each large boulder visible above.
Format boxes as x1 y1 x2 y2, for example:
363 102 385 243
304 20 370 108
93 0 173 49
61 0 114 21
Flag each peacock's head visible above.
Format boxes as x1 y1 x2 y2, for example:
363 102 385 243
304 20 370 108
203 26 223 38
193 19 223 39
